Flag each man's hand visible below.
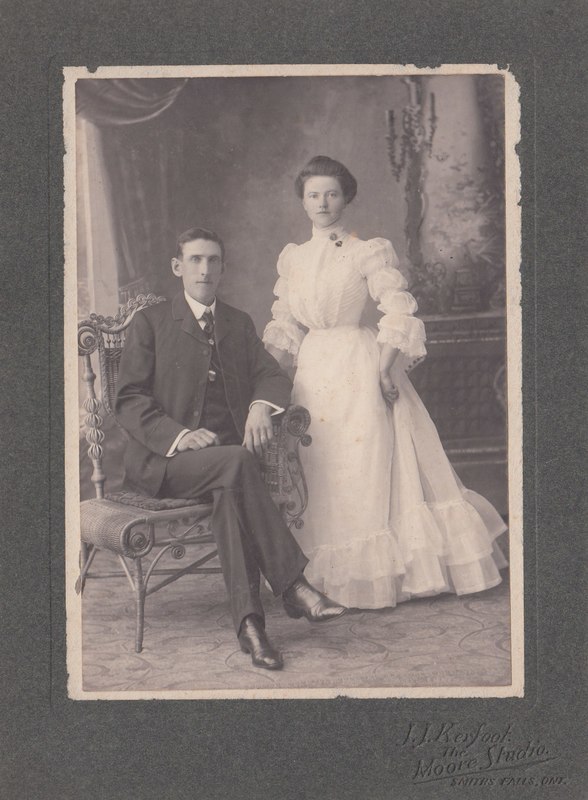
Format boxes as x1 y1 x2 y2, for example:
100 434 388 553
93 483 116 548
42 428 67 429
176 429 220 452
243 402 274 457
380 372 399 409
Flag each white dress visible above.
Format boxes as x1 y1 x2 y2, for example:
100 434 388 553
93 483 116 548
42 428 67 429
263 223 507 609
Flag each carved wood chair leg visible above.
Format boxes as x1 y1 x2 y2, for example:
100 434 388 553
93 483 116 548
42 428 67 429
80 541 90 569
133 557 146 653
76 543 97 595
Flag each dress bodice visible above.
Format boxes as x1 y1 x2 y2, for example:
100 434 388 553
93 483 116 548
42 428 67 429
285 228 370 329
263 224 427 363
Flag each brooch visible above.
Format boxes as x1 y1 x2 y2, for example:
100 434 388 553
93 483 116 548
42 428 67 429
335 240 343 247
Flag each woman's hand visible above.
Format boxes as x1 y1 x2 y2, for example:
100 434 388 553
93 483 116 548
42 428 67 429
380 372 399 408
379 344 400 408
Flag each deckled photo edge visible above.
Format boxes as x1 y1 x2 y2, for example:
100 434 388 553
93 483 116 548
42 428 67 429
63 63 523 701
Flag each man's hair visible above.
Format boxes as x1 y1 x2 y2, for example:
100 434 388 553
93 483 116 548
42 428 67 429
175 227 225 261
294 155 358 204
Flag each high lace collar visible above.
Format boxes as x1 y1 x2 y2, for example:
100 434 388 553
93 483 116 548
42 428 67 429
311 222 348 241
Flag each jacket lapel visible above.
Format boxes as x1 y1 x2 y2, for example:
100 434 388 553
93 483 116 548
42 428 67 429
212 299 232 344
172 291 209 343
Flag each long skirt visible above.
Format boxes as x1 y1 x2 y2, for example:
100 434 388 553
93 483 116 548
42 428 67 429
291 325 507 609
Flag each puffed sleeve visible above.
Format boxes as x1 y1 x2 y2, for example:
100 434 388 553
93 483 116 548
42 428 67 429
360 238 427 361
262 243 306 361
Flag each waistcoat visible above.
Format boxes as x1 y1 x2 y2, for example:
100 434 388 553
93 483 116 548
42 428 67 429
196 341 241 446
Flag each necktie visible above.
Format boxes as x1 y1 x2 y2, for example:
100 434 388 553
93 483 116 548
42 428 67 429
201 309 215 344
201 309 220 382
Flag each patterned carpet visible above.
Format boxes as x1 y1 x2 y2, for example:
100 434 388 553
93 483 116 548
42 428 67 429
80 547 511 693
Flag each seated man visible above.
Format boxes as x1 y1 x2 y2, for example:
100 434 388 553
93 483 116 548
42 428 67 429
115 226 346 670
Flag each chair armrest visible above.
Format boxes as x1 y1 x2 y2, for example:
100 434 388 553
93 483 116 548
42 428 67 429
260 404 312 529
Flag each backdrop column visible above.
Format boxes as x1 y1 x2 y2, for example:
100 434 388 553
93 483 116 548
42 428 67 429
421 75 487 311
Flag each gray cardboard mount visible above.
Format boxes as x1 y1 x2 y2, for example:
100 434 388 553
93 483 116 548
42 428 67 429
1 1 586 798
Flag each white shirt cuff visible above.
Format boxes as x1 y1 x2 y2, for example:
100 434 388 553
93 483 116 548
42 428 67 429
167 404 283 457
166 428 191 457
249 400 284 416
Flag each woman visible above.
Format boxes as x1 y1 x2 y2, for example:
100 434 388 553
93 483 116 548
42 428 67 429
263 155 507 610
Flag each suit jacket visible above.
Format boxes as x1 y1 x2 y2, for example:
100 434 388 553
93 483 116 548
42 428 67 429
114 292 292 496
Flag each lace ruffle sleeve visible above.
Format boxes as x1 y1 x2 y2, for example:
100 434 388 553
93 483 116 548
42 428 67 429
360 238 427 361
262 243 306 360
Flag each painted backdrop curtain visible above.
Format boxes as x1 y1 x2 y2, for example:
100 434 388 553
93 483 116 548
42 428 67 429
76 79 187 126
76 79 187 305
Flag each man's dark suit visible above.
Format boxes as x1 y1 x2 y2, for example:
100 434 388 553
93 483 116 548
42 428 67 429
115 292 308 631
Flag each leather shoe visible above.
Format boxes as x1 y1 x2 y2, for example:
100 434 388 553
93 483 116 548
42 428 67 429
238 615 283 670
282 575 347 622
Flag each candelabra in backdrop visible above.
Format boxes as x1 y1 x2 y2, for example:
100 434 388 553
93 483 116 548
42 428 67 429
385 77 437 274
385 76 437 181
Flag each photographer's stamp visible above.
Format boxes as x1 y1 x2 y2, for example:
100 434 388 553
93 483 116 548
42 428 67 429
401 721 569 789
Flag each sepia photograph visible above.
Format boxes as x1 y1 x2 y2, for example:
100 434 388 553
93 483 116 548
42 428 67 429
2 0 586 793
64 64 523 699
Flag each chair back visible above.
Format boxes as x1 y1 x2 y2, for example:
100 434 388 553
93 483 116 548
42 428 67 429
78 293 166 419
78 294 167 498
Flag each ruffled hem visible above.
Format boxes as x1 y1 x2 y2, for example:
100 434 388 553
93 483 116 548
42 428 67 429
301 495 507 609
307 554 505 610
393 498 506 565
307 527 406 583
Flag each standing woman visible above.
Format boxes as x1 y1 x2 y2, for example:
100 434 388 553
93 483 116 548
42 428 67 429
263 155 507 610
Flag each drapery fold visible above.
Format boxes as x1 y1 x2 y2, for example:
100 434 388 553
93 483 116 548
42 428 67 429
76 79 187 126
76 78 189 305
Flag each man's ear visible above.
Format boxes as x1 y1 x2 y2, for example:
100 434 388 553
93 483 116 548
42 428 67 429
171 258 182 277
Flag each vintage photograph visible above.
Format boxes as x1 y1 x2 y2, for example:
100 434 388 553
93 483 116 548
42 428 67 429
64 65 522 699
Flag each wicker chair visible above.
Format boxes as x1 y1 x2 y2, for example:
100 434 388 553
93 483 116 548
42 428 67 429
77 294 311 652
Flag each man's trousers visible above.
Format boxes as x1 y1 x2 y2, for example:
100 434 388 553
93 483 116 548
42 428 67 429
160 445 309 633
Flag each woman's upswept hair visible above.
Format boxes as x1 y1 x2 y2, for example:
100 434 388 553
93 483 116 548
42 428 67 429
294 156 358 204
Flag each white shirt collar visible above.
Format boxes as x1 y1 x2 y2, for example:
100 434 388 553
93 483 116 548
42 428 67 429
184 291 216 320
311 221 348 241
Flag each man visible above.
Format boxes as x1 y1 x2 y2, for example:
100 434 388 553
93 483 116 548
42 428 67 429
115 226 346 670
